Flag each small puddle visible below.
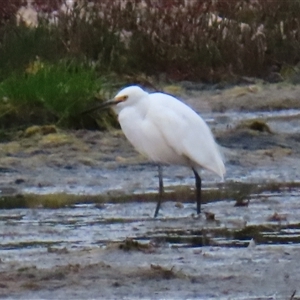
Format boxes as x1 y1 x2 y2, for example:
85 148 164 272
208 109 300 132
135 223 300 248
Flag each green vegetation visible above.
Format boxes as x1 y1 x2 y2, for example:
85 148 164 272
0 59 117 129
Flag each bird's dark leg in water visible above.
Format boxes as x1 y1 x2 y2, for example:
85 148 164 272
192 168 202 214
154 165 163 218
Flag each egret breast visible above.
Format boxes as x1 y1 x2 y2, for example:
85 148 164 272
118 106 188 165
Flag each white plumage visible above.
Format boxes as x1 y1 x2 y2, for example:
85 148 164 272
100 85 225 217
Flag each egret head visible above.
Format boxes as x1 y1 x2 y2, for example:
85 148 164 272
112 86 148 110
84 86 148 115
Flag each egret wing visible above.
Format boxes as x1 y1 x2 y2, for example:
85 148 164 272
149 93 225 178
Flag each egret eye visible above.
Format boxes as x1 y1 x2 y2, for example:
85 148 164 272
115 95 128 102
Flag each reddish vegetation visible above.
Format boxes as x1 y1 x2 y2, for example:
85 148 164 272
0 0 300 82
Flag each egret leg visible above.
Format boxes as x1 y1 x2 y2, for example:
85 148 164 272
192 168 202 214
154 165 163 218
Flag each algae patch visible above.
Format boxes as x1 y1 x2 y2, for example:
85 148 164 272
23 125 58 138
236 119 272 133
39 133 73 148
1 181 300 209
0 194 103 209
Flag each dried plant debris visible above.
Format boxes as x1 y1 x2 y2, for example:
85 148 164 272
267 212 287 222
149 265 184 280
234 199 250 207
204 211 216 221
118 238 155 253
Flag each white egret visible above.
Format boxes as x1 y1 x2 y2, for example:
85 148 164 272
92 86 225 217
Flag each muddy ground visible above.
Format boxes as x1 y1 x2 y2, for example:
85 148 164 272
1 83 300 299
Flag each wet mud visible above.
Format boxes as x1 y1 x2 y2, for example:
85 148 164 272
1 83 300 299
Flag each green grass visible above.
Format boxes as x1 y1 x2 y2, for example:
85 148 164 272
0 60 117 129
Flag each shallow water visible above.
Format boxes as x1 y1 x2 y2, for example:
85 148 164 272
1 183 300 254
